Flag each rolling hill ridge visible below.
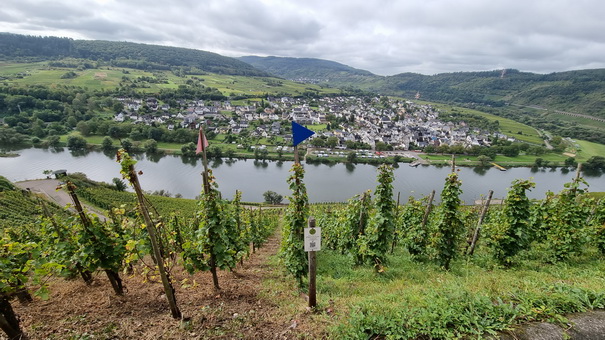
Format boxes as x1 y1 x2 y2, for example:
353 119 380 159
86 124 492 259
0 33 268 77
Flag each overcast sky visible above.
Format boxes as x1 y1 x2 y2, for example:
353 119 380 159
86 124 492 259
2 0 604 76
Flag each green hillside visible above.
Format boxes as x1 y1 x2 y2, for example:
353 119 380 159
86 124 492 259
238 55 377 86
0 32 268 76
0 61 338 97
369 69 605 119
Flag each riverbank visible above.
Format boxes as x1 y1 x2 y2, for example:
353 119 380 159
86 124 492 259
50 131 605 168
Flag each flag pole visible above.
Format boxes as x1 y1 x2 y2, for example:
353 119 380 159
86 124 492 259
294 145 300 165
292 121 314 166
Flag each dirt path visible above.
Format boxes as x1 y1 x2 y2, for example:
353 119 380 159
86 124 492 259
10 231 321 339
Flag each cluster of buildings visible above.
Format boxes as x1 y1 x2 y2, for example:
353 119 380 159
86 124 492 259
114 96 497 150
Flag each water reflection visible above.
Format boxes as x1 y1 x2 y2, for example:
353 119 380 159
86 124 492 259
70 149 90 158
50 146 65 153
345 163 356 173
253 160 268 168
145 152 163 163
583 169 603 177
472 166 488 176
102 148 117 160
211 158 224 167
180 156 198 166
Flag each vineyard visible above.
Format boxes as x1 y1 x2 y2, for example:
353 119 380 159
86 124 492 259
0 178 69 230
2 156 605 339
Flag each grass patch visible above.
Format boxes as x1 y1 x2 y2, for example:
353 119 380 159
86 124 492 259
547 112 605 130
422 102 544 145
301 247 605 339
2 62 338 97
421 153 568 166
574 139 605 162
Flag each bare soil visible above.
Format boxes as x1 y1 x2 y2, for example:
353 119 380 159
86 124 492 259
6 233 325 339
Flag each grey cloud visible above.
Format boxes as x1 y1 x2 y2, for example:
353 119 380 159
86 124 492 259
1 0 605 75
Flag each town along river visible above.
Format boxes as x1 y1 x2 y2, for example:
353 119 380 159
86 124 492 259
1 147 604 203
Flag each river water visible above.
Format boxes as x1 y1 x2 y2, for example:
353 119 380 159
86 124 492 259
1 147 603 203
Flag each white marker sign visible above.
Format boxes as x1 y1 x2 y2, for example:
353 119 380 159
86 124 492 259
304 227 321 252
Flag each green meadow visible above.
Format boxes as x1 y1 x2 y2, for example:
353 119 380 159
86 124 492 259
1 61 338 96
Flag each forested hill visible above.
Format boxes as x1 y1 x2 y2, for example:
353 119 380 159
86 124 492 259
371 69 605 118
0 33 268 76
238 54 605 118
2 33 605 117
238 55 377 85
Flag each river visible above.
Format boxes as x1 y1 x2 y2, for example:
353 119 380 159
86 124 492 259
1 147 603 203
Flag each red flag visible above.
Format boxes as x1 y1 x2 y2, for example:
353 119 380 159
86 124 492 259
196 128 209 154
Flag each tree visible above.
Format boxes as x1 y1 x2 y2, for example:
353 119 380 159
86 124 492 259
47 135 61 147
181 142 196 157
143 139 158 154
101 136 113 150
76 121 90 136
346 152 357 163
533 158 544 168
310 137 326 148
326 136 339 148
263 190 283 205
120 138 133 153
584 156 605 172
112 177 127 191
502 145 520 157
450 144 465 155
375 142 389 152
564 157 577 168
477 155 492 167
66 135 87 150
424 145 436 153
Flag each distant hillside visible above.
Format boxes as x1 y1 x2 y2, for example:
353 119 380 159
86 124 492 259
2 33 604 118
370 69 605 118
0 33 268 76
238 56 377 85
238 55 605 118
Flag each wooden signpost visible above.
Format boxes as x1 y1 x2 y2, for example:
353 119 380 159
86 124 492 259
305 217 320 308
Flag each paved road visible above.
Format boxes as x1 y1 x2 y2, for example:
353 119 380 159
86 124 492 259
15 179 107 220
15 179 72 207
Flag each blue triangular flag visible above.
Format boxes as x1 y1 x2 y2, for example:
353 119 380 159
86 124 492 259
292 121 315 146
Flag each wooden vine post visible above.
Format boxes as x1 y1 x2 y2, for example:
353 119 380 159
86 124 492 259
467 190 493 255
451 154 456 172
197 127 221 290
65 181 124 295
0 296 27 340
421 190 436 230
39 199 93 285
118 150 182 319
305 217 319 309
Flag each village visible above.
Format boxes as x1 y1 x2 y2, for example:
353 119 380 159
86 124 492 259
113 95 501 153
